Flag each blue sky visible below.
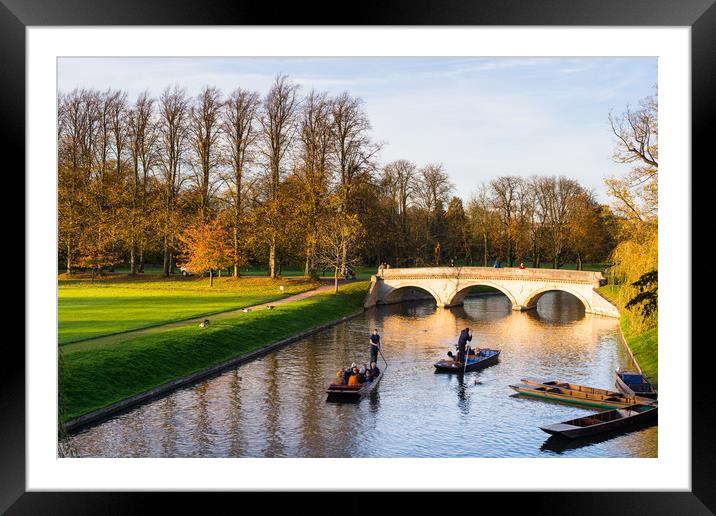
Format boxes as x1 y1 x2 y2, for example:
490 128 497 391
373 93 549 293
58 57 656 202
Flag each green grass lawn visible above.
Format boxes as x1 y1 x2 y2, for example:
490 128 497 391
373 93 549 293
59 281 369 422
58 275 319 345
597 285 658 386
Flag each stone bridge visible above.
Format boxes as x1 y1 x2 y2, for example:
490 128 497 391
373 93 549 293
363 266 619 317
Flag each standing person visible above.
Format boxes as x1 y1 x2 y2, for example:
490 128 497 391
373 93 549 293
456 327 472 364
519 262 525 270
493 259 500 269
370 328 381 364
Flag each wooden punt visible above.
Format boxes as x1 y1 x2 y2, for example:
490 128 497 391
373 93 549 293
615 370 658 400
521 378 655 406
540 404 658 439
434 348 501 373
326 371 384 402
509 383 651 410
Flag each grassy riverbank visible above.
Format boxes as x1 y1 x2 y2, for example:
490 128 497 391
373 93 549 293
59 281 369 422
598 285 658 386
58 275 319 344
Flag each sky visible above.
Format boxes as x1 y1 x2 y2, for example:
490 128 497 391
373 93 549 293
58 57 656 202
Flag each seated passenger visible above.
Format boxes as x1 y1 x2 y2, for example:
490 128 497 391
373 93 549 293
364 370 373 383
357 367 367 384
336 369 346 385
347 367 362 385
370 361 380 377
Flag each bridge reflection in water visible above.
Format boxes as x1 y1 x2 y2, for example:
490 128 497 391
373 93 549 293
67 292 656 458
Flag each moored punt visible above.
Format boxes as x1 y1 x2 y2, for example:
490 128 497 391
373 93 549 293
521 378 655 406
509 383 650 410
540 404 658 439
326 371 384 402
434 348 501 373
615 370 658 400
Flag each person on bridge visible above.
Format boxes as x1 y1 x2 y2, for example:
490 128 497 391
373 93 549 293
370 329 381 363
519 262 525 269
456 327 472 364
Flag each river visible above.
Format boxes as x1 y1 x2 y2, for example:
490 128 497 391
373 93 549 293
66 291 657 458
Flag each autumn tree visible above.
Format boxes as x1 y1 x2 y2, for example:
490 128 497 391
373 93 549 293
331 92 380 271
222 88 260 277
296 90 334 277
126 91 158 274
259 75 300 278
605 92 658 329
316 211 364 293
157 86 190 276
177 221 233 287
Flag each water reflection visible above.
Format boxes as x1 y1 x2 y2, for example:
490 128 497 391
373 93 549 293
68 291 656 458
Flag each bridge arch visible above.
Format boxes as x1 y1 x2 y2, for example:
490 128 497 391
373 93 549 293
381 283 441 306
446 281 518 308
522 286 593 313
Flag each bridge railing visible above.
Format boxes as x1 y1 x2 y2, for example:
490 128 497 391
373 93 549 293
375 266 605 285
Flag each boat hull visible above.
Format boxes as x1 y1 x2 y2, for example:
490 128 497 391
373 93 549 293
615 371 658 400
509 384 646 410
326 372 383 402
540 404 658 439
434 349 500 373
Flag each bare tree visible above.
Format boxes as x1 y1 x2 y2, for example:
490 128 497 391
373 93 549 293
189 86 223 220
127 92 158 274
490 175 523 267
157 86 190 276
259 75 300 278
222 87 260 277
382 160 416 264
606 93 658 224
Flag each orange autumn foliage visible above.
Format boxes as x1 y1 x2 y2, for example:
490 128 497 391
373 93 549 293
177 221 233 286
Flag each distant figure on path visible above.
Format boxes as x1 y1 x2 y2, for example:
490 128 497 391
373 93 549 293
370 328 381 364
519 262 525 269
493 260 500 268
450 258 455 267
199 319 210 328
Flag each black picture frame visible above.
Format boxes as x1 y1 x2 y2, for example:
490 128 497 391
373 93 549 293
5 0 709 512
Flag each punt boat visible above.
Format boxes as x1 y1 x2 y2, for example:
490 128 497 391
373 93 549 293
326 370 384 402
509 382 653 410
539 403 658 439
615 370 658 400
521 378 655 405
434 348 501 373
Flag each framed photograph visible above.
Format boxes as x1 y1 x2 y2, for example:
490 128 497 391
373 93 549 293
8 0 710 511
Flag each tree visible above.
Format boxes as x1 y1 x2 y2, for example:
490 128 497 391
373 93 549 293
625 270 658 319
490 176 523 267
177 221 233 287
189 86 223 220
605 92 658 331
126 91 158 274
467 184 496 267
259 75 300 278
606 93 658 225
222 88 260 277
316 211 364 293
157 86 190 276
331 92 380 271
296 90 334 277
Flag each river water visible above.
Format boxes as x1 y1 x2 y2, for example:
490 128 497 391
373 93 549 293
67 292 657 458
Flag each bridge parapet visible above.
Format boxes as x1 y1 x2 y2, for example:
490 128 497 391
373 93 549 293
365 266 617 317
378 266 605 287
